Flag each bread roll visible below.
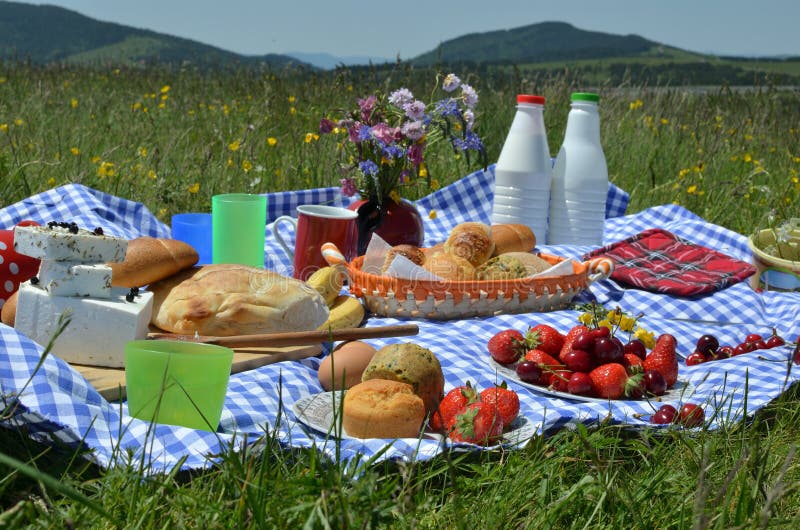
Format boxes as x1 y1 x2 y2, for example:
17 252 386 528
501 252 553 276
444 222 494 267
423 252 476 281
148 264 328 336
1 290 18 327
490 224 537 256
476 255 528 280
109 237 199 287
343 379 426 439
381 244 425 274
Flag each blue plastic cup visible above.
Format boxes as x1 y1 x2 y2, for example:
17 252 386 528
171 213 213 265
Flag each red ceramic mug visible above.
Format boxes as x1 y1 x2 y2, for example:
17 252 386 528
272 205 358 280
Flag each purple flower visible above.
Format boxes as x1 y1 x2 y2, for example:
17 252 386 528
443 73 461 92
435 98 459 117
340 177 357 197
357 123 372 142
407 143 424 166
359 160 379 176
347 122 363 143
370 122 396 144
401 120 425 140
403 100 426 120
389 88 414 107
319 118 335 134
464 109 475 130
454 131 484 151
382 144 404 159
461 84 478 108
358 95 377 122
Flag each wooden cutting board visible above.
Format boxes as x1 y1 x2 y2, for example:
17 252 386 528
71 343 322 402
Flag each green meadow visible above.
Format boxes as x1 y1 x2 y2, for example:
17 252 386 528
1 63 800 528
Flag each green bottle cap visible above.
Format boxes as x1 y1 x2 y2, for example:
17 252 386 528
571 92 600 102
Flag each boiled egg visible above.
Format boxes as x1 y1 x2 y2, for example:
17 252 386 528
318 340 377 391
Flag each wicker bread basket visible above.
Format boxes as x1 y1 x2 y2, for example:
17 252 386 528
322 243 614 320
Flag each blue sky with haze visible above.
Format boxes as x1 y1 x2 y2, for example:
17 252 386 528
11 0 799 59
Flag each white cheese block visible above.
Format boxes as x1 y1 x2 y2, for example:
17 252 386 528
14 281 153 368
13 224 128 263
37 261 113 298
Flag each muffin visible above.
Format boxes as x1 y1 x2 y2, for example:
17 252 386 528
342 379 425 439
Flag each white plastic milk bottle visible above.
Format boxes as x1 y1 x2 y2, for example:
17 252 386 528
547 92 608 246
490 94 552 244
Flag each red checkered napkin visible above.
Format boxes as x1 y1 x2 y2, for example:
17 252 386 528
582 228 757 297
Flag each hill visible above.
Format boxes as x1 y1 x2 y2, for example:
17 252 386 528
0 1 307 69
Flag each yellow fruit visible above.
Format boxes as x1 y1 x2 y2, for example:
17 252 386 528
305 266 344 307
318 295 366 331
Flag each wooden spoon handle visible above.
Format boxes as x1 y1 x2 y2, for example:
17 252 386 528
147 324 419 349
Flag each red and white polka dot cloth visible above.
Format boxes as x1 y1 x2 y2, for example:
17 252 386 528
0 221 41 308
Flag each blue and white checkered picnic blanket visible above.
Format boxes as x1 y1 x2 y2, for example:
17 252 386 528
1 165 799 473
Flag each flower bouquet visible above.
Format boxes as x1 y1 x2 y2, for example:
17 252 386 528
319 73 487 253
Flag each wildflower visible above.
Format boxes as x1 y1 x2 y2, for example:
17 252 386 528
304 132 319 143
288 95 296 103
319 118 335 134
289 107 296 115
91 156 101 164
148 170 157 179
402 121 425 141
442 73 461 92
14 118 24 126
687 185 698 194
629 99 643 110
70 98 78 109
46 177 56 187
242 160 253 172
403 100 426 120
660 118 669 125
359 160 379 176
267 137 277 147
97 161 115 178
388 88 414 107
634 328 656 350
460 84 478 108
340 177 357 197
69 147 80 156
428 209 437 219
228 140 241 152
138 147 148 157
160 85 170 94
0 123 8 133
187 182 200 193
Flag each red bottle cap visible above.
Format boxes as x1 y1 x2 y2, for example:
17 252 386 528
517 94 545 105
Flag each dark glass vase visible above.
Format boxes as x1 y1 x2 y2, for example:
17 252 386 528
348 197 425 255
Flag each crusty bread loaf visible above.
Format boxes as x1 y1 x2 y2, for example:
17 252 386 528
148 264 328 336
490 224 537 256
343 379 426 439
109 237 199 287
381 244 425 274
500 252 553 276
423 252 476 281
443 222 494 267
1 290 17 326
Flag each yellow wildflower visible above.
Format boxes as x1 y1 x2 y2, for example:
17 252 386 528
304 133 319 143
132 102 142 111
160 85 170 94
0 76 6 84
0 123 8 133
274 168 282 177
578 313 594 326
743 153 752 163
267 137 278 147
597 319 613 332
47 177 56 187
160 94 168 101
158 208 167 217
69 147 80 156
158 102 165 109
242 159 253 172
389 190 401 204
678 168 690 178
91 156 101 164
430 179 440 191
419 162 428 178
660 118 669 125
138 147 148 157
290 107 296 115
347 85 353 92
187 182 200 194
634 328 656 350
70 98 78 109
226 158 234 168
629 99 643 110
618 315 636 333
148 170 157 179
288 96 296 103
428 209 437 220
228 140 241 152
14 118 24 126
687 185 698 194
97 161 115 178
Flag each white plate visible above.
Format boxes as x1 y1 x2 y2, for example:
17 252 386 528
486 357 695 403
292 391 537 444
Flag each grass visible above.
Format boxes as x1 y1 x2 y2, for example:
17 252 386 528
1 61 800 528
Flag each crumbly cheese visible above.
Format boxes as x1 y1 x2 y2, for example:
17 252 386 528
14 281 153 368
36 261 113 298
13 224 128 263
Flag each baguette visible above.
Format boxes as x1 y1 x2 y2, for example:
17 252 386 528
109 237 199 287
490 224 537 256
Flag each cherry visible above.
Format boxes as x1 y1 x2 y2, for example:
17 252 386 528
751 339 768 350
591 326 611 340
745 333 762 344
594 337 623 364
764 335 785 349
516 361 544 385
695 334 719 356
651 404 678 425
562 349 594 373
572 331 594 353
567 372 593 396
624 339 647 361
550 370 572 392
793 339 800 365
685 351 707 366
643 370 667 396
715 345 734 359
734 342 756 355
678 403 705 427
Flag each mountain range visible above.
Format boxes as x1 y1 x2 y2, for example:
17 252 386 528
1 1 797 85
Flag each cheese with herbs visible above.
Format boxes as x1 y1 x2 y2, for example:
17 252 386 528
13 224 128 263
36 261 113 298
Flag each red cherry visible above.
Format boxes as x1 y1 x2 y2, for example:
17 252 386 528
745 333 762 344
764 335 785 349
716 345 734 358
793 340 800 365
572 331 594 353
591 326 611 340
643 370 667 396
562 349 594 373
594 337 623 364
685 351 707 366
752 339 768 350
678 403 705 427
550 370 572 392
651 404 678 425
624 339 647 361
567 372 593 396
695 334 719 356
516 361 545 385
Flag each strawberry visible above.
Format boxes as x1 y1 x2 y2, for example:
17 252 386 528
479 383 519 427
524 349 564 386
488 329 525 364
558 324 591 362
623 353 644 374
643 334 679 388
589 362 642 400
528 324 565 357
449 402 504 445
430 382 478 432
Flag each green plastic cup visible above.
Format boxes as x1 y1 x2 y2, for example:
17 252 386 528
125 340 234 431
212 193 267 268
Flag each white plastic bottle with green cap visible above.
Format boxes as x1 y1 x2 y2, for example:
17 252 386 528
490 94 552 244
547 92 608 246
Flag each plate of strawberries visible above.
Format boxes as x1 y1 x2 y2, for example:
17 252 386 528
485 318 694 403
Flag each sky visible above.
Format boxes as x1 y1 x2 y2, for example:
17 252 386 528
10 0 800 59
